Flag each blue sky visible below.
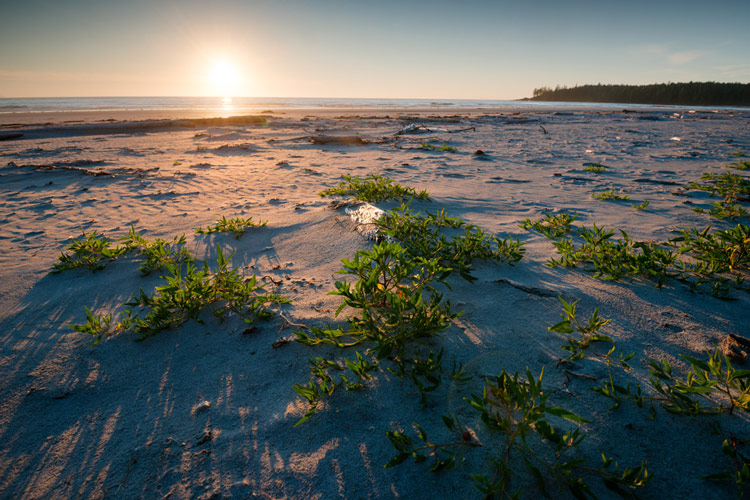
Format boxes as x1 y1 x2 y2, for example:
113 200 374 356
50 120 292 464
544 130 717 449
1 0 748 98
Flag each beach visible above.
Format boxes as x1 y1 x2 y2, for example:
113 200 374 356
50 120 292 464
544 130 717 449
1 106 749 499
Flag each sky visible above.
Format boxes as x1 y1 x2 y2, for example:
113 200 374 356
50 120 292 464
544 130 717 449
1 0 749 99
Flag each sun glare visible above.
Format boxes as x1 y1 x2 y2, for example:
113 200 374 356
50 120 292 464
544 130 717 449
208 59 240 97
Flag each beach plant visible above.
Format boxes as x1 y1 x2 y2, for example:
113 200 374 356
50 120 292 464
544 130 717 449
293 241 461 423
687 172 750 200
195 215 267 239
71 245 288 343
69 306 135 346
632 200 650 211
319 174 430 202
704 436 750 499
119 226 194 275
592 189 630 201
694 202 748 221
519 212 578 239
390 368 650 499
647 350 750 415
727 161 750 171
379 203 525 281
670 224 750 274
583 162 607 173
548 224 677 286
53 229 127 272
385 416 481 471
548 298 614 361
419 142 457 153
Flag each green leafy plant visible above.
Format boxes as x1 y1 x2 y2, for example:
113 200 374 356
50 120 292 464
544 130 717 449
196 215 267 239
670 224 750 274
419 142 457 152
519 212 578 239
632 200 650 211
548 224 677 286
647 350 750 415
119 226 194 275
385 416 480 471
69 306 135 345
592 189 630 201
71 245 288 343
583 162 607 173
53 230 127 272
548 298 614 361
319 174 430 202
704 436 750 499
727 161 750 171
379 203 525 281
694 202 748 221
389 369 650 498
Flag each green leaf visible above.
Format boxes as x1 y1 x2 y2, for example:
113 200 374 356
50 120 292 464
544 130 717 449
546 406 592 424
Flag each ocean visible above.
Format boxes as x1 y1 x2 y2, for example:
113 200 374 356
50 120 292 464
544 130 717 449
0 96 724 114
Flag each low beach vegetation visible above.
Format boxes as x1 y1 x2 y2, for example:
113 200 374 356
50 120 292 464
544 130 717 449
592 189 630 201
418 142 457 152
519 212 578 238
319 173 430 202
196 215 267 239
70 244 287 344
582 162 607 173
387 301 650 499
727 161 750 171
632 200 650 211
52 229 127 272
294 193 525 424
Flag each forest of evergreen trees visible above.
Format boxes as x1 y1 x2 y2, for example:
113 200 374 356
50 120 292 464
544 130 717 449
527 82 750 106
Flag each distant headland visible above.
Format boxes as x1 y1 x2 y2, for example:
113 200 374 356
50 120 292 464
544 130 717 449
524 82 750 107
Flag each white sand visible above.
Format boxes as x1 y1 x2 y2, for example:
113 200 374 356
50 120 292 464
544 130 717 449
1 108 748 499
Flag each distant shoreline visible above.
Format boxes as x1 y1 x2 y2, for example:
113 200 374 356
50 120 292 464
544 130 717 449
526 82 750 107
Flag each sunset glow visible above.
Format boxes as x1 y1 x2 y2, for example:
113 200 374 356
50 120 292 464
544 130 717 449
208 59 240 97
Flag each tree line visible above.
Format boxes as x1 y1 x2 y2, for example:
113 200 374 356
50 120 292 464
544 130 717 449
527 82 750 106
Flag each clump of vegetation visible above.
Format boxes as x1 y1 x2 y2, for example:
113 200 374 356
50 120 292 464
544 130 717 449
319 174 430 202
389 367 650 499
687 171 750 221
293 241 463 423
548 224 677 285
418 142 457 152
543 221 748 297
583 162 607 173
53 230 127 272
519 212 578 239
670 224 750 274
694 202 747 221
196 215 267 239
548 298 614 361
294 198 522 424
727 161 750 171
70 245 288 344
592 189 630 201
632 200 650 211
647 350 750 415
704 436 750 498
119 226 194 275
53 226 195 275
379 203 525 281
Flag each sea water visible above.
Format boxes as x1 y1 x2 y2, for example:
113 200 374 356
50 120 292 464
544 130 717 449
0 96 732 114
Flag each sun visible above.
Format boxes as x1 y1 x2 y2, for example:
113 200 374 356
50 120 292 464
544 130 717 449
208 59 240 97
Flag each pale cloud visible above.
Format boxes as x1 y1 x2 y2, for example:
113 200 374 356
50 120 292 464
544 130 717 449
630 45 711 66
667 50 710 65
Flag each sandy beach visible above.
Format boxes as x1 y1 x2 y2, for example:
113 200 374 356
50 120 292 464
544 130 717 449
1 107 749 499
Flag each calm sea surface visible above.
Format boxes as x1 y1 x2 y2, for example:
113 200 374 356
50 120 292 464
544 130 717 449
0 96 733 114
